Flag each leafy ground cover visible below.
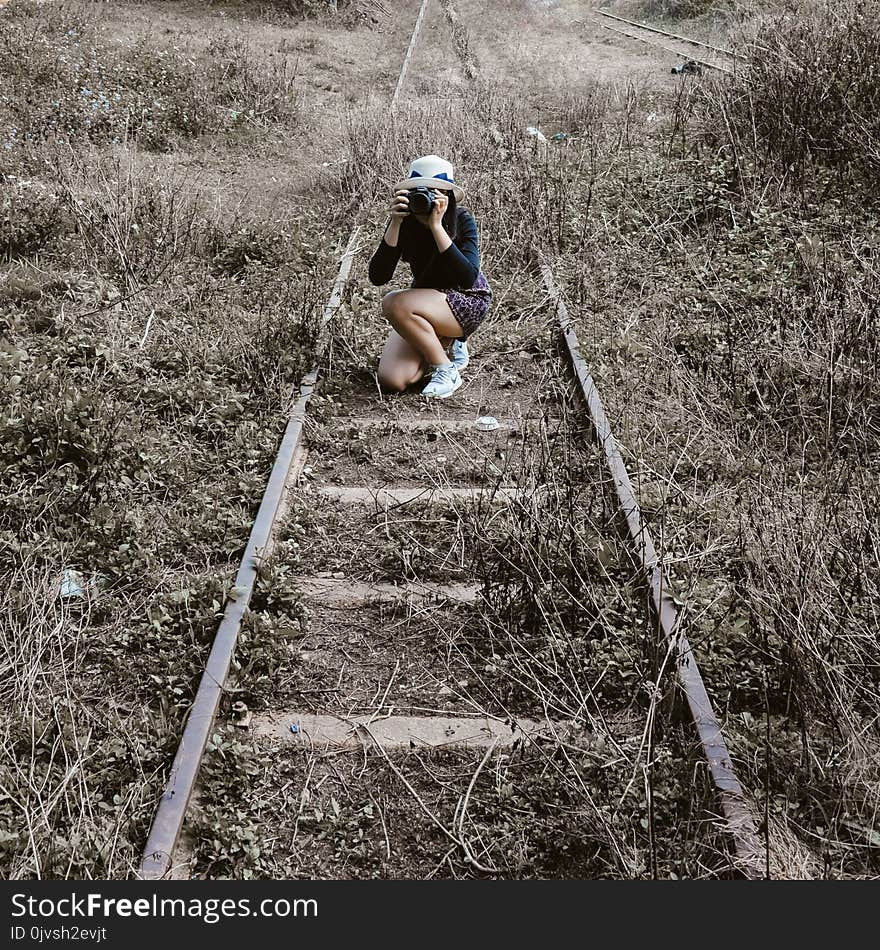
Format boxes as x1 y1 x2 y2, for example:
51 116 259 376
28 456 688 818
549 0 880 877
6 0 877 880
0 0 339 877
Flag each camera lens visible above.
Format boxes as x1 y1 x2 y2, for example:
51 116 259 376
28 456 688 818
408 188 434 215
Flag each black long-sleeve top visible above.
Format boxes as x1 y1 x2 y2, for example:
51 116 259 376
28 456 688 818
368 208 480 290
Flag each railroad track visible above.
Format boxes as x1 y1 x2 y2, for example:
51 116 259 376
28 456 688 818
596 9 737 75
138 1 759 880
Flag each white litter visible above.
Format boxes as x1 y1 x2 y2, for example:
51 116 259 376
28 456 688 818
526 126 547 143
59 569 85 600
475 416 500 431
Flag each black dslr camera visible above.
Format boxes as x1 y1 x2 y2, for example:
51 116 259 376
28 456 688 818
407 186 435 215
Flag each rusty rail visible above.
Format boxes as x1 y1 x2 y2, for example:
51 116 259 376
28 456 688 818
137 0 432 880
391 0 431 111
598 10 736 59
541 263 762 878
599 22 734 75
138 232 359 879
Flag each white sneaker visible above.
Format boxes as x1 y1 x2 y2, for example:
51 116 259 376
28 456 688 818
450 339 469 371
422 362 462 399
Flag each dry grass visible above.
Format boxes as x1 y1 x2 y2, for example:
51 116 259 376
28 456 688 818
546 0 880 877
6 0 879 880
0 0 333 878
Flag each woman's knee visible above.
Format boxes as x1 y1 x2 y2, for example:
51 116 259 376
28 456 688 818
376 353 407 392
381 291 401 317
377 366 407 392
381 291 412 325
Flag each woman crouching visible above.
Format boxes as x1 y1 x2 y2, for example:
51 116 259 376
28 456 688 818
368 154 491 399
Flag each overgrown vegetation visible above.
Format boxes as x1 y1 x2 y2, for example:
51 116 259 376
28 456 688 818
192 404 733 878
727 0 880 186
284 0 880 877
192 733 726 879
0 2 300 153
185 62 740 874
7 0 880 880
557 0 880 876
0 0 329 877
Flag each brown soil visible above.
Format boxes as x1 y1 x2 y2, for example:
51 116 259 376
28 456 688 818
285 491 511 583
314 354 562 420
265 599 516 716
304 416 537 488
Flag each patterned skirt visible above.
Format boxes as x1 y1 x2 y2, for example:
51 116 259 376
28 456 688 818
442 272 492 340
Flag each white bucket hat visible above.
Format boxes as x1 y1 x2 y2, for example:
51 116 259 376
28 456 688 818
393 154 463 201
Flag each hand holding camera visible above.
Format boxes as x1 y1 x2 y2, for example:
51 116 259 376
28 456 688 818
391 187 448 222
390 189 410 220
384 185 449 252
405 186 435 215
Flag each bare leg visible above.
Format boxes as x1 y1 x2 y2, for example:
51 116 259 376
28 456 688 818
377 329 428 392
381 289 463 367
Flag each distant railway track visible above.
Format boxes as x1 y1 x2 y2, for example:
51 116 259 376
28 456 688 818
597 9 737 75
138 0 759 880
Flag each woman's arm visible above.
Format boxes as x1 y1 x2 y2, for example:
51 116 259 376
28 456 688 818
368 191 409 286
430 207 479 287
368 225 403 286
